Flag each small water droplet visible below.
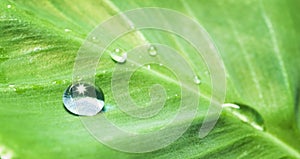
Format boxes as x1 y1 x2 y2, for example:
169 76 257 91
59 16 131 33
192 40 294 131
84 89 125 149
110 48 127 63
33 47 41 52
159 63 163 66
52 80 65 85
130 24 135 29
148 45 157 56
64 28 71 32
7 4 11 9
92 37 96 40
193 75 201 84
63 83 105 116
147 65 151 70
8 85 16 91
223 103 265 131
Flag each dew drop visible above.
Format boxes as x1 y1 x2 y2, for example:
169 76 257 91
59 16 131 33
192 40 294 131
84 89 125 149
110 48 127 63
64 28 71 32
33 47 41 52
63 83 105 116
147 65 151 70
7 4 11 9
222 103 265 131
130 24 135 29
148 45 157 56
8 84 16 91
193 75 201 84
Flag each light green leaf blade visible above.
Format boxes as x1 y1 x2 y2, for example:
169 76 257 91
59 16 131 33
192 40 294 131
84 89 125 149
0 0 300 158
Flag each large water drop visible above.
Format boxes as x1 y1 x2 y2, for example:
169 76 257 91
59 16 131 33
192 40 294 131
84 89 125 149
63 83 105 116
223 103 265 131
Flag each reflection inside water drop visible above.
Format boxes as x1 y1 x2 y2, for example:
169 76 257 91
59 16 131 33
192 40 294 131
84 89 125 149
63 83 105 116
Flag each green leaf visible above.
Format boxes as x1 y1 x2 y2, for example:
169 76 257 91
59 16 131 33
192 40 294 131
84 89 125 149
0 0 300 158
